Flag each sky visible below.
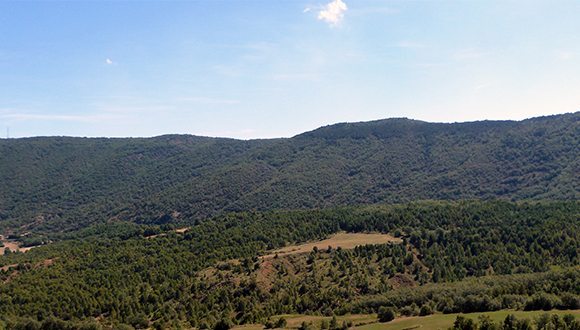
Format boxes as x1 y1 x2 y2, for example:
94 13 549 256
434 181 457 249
1 0 579 139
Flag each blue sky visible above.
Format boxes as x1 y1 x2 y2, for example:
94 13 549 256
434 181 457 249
1 1 579 139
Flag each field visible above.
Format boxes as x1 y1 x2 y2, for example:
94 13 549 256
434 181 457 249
357 310 580 330
233 311 580 330
264 232 402 258
233 314 377 330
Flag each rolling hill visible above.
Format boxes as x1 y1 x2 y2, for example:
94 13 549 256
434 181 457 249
2 112 580 234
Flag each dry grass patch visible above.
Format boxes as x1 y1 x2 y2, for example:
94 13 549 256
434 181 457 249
232 314 377 330
264 232 401 258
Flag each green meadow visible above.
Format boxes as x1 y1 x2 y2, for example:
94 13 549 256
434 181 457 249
359 311 580 330
233 311 580 330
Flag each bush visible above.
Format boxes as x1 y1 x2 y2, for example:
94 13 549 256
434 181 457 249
112 324 135 330
299 321 316 330
329 317 338 330
264 320 275 329
562 294 580 309
451 316 477 330
419 304 433 316
524 293 562 311
399 304 419 316
214 318 233 330
127 313 149 330
378 306 396 322
199 322 210 330
275 318 287 328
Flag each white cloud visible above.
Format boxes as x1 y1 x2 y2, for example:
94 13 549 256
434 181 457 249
475 82 497 90
304 7 310 13
318 0 347 27
106 59 117 65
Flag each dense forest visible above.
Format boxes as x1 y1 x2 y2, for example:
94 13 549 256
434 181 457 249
2 201 580 329
1 112 580 234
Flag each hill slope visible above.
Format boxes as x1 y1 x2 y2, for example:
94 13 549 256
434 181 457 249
2 112 580 233
2 200 580 329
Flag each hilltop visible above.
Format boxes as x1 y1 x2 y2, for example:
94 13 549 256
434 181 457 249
1 112 580 234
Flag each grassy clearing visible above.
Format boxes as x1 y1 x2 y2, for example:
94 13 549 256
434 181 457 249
357 310 580 330
233 311 580 330
264 232 401 258
233 314 377 330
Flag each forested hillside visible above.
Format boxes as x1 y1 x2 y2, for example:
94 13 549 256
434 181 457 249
2 201 580 329
2 112 580 234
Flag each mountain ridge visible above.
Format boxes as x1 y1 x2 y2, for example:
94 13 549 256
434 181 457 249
2 112 580 234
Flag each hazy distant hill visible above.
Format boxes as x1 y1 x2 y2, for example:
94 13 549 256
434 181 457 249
2 112 580 233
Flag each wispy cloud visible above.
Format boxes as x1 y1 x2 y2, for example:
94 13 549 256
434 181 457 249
0 113 124 122
414 63 443 68
453 48 493 60
395 41 426 49
349 6 398 15
318 0 347 27
98 106 175 113
303 7 311 13
560 51 573 60
272 73 319 81
179 97 241 104
475 82 497 90
213 65 242 77
106 59 117 65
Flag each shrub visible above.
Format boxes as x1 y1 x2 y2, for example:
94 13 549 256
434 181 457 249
378 306 396 322
214 318 233 330
419 304 433 316
275 318 287 328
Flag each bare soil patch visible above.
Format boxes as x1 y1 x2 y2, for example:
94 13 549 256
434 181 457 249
145 227 190 239
1 258 54 284
391 274 416 290
256 258 276 291
264 232 401 259
0 236 41 255
0 264 18 272
3 271 19 284
35 259 54 268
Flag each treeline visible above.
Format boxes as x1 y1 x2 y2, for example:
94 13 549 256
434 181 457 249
348 268 580 315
